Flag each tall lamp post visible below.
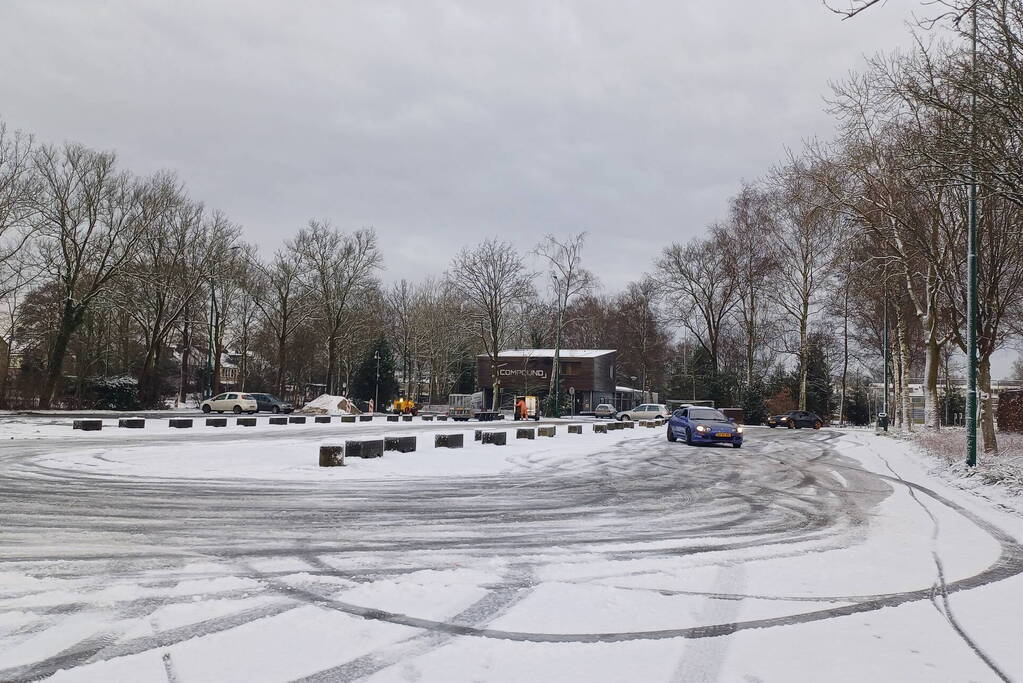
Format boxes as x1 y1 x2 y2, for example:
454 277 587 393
205 274 215 399
965 6 979 467
551 273 565 418
374 350 380 414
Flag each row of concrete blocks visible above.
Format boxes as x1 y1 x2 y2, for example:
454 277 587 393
320 433 468 466
72 414 393 430
637 419 665 428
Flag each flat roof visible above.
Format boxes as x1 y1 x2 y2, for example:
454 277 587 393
480 349 616 359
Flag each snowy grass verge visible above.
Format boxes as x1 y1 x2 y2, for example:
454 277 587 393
904 428 1023 508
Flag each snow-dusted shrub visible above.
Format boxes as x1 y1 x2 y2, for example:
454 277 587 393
914 430 1023 496
84 375 141 411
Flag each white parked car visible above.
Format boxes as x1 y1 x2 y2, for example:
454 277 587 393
593 403 617 419
201 392 258 414
617 403 670 421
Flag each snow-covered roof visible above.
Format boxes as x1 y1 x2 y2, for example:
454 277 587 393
486 349 616 359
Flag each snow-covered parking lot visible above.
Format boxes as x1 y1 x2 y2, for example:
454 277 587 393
1 419 1021 682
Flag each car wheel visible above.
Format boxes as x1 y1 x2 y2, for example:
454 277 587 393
202 405 211 413
733 442 742 449
621 415 631 421
685 428 693 445
768 424 776 428
667 425 676 442
814 420 822 430
233 406 242 414
272 406 280 414
787 421 794 429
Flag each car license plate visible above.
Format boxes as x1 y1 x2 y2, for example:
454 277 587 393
715 432 730 438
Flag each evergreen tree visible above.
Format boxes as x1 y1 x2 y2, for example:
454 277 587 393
798 332 834 419
350 336 399 406
741 375 769 425
843 376 871 426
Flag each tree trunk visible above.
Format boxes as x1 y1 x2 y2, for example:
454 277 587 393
326 334 337 395
40 303 82 409
923 334 941 431
178 315 191 406
896 315 912 432
798 302 808 411
978 355 998 455
276 337 287 396
0 334 11 409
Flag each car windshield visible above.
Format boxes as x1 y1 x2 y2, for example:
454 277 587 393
690 408 727 421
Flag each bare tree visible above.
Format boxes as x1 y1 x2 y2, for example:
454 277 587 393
32 144 162 408
251 248 313 397
448 239 533 410
655 234 740 373
533 233 597 412
718 184 778 389
293 222 381 395
767 159 840 411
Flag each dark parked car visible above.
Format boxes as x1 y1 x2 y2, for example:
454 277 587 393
767 410 824 429
667 406 743 448
251 393 294 414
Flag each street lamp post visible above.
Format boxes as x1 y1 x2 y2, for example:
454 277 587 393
374 350 380 414
966 5 979 467
205 275 215 400
551 273 564 418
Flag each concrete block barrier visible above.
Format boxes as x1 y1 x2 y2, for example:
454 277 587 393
538 426 556 437
593 423 608 433
314 416 331 424
474 429 484 441
118 418 145 429
435 433 464 449
340 415 356 423
73 419 103 431
346 439 383 458
436 415 448 421
421 415 434 421
568 424 583 434
387 415 399 422
359 415 373 422
289 416 306 424
482 431 507 445
237 417 257 427
205 417 228 427
385 436 417 453
516 428 535 440
269 417 288 425
402 415 413 422
622 421 635 429
168 418 193 429
319 445 345 467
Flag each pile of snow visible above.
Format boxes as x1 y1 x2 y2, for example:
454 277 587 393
298 394 361 415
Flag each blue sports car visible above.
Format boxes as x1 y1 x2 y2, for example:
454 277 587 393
667 406 743 448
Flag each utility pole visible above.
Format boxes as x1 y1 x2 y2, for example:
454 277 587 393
966 5 979 467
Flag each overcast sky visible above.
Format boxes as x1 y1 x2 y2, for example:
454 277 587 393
1 1 928 282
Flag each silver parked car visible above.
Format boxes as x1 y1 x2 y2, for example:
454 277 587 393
617 403 671 421
593 403 617 419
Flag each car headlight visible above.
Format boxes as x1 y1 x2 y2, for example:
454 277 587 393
737 426 744 434
696 424 707 433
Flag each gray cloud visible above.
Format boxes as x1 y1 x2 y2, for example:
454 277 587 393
1 0 922 289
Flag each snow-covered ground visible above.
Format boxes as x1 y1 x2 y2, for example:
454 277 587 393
0 422 1021 681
